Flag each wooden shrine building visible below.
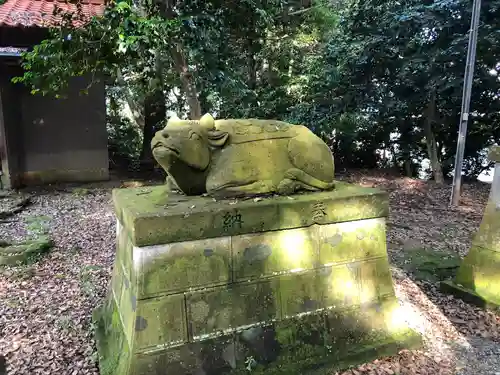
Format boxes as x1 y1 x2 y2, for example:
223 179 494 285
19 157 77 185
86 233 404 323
0 0 108 189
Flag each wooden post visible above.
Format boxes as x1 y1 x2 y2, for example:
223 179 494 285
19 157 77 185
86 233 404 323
0 80 23 189
0 83 12 189
450 0 482 206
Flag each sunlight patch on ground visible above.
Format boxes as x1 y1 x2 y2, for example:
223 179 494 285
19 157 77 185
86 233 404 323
391 268 471 359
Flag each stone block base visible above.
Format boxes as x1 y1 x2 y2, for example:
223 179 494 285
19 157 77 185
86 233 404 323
440 280 500 310
95 184 421 375
442 160 500 308
441 245 500 309
94 295 420 375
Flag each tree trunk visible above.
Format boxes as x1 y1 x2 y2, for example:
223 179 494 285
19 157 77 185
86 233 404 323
116 69 145 129
399 122 413 177
139 104 156 171
198 89 210 114
423 93 444 184
155 0 202 120
404 161 412 177
140 51 166 170
170 44 202 119
247 37 258 90
140 89 165 170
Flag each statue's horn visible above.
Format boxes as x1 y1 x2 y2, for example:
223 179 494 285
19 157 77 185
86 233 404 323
167 114 181 127
199 113 215 130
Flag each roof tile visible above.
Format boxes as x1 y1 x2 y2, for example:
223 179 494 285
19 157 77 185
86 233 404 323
0 0 106 28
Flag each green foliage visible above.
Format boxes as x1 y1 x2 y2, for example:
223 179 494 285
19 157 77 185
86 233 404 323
304 0 500 175
25 215 51 237
107 115 142 167
13 0 180 96
80 265 104 298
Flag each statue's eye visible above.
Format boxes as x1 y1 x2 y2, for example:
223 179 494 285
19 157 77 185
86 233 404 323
189 131 201 140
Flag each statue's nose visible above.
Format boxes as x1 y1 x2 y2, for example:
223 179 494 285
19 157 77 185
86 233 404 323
160 129 169 138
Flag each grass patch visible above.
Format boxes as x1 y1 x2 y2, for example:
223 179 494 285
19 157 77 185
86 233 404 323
80 265 104 298
72 187 91 196
0 215 54 267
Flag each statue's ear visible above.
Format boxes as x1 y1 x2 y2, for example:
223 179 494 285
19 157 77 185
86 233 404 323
207 130 229 148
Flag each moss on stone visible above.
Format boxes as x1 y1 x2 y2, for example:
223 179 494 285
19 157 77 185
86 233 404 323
0 235 53 266
278 271 324 317
133 293 188 350
232 227 317 281
97 269 419 375
358 257 395 303
392 247 461 283
274 314 330 363
186 281 280 338
488 146 500 162
96 180 421 375
110 260 124 311
472 199 500 250
227 300 420 375
452 245 500 305
131 334 237 375
313 257 395 309
93 297 131 375
113 182 388 247
440 160 500 308
118 272 136 345
138 237 232 297
116 224 133 280
152 117 336 197
318 218 386 265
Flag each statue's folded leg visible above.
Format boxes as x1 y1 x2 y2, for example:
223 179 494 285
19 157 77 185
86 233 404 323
276 179 309 195
279 168 335 192
209 180 276 198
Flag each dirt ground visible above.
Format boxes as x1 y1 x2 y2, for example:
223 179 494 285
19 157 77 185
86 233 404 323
1 170 499 375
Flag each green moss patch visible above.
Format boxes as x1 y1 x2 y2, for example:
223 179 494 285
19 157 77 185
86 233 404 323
391 247 461 283
186 280 280 339
229 301 421 375
488 146 500 162
441 246 500 307
0 235 54 266
92 297 131 375
138 237 232 297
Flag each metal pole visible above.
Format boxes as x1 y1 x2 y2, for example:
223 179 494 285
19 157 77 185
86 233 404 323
450 0 482 206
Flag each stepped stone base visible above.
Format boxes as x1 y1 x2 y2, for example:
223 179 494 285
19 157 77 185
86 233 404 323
94 182 421 375
442 148 500 308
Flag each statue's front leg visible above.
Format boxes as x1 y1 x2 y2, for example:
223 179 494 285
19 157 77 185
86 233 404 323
165 175 183 194
208 180 277 199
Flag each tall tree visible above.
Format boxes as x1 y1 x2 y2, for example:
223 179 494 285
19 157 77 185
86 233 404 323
296 0 500 180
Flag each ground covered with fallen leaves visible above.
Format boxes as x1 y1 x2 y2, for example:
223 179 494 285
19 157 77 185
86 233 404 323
1 171 499 375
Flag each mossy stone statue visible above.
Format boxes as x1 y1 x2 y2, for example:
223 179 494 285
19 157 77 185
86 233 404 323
151 114 335 198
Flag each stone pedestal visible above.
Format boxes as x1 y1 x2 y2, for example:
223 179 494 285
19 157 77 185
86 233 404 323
94 182 421 375
442 147 500 308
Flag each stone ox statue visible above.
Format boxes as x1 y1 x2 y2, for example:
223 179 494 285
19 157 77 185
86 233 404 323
151 114 335 198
